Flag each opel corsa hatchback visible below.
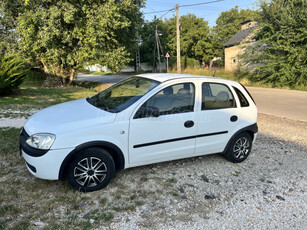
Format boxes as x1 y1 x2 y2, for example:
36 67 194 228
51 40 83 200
20 74 258 192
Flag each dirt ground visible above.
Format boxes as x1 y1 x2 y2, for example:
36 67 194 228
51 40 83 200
0 113 306 229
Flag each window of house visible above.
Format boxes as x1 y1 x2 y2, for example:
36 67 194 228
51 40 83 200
232 58 237 64
233 87 249 107
202 83 235 110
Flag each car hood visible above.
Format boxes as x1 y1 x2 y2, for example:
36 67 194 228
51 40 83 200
24 99 116 135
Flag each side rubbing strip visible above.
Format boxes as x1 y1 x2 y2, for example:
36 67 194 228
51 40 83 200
197 131 228 138
133 131 228 148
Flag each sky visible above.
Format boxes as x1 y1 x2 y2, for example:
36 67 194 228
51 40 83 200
142 0 259 27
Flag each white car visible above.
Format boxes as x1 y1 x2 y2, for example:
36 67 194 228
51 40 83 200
20 74 258 192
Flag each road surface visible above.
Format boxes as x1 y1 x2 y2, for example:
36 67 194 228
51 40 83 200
77 74 307 122
247 87 307 122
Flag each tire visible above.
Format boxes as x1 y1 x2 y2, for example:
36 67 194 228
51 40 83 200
224 132 252 163
65 147 115 192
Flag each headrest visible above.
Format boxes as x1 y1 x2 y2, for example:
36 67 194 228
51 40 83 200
216 91 229 101
163 86 173 95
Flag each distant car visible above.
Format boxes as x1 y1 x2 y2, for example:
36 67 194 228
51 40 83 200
20 74 258 192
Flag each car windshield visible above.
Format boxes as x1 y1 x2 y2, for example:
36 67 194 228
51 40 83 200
87 77 160 113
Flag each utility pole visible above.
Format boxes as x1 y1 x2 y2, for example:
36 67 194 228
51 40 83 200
155 25 161 72
176 4 181 74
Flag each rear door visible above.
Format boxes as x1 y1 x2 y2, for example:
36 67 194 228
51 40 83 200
129 81 198 166
195 81 239 155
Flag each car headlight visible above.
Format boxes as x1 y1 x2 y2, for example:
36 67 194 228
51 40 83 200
26 133 56 150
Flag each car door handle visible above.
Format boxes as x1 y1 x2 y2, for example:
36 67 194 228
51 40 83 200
230 115 238 122
184 120 194 128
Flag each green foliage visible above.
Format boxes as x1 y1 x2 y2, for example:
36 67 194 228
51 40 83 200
169 56 200 69
0 0 22 56
213 6 258 57
0 55 29 94
23 68 47 86
164 14 214 64
16 0 143 82
140 14 214 67
241 0 307 88
139 19 166 64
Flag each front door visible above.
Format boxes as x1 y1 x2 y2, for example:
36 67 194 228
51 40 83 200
129 82 197 166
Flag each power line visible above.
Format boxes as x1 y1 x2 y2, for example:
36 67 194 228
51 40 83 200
143 9 174 15
143 0 224 15
179 0 224 8
157 9 175 20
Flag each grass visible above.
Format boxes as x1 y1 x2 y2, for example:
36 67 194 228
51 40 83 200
0 82 111 111
0 128 20 156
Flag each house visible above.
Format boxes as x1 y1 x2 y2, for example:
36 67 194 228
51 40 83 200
223 20 258 72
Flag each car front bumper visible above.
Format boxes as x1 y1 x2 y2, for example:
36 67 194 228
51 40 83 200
21 147 73 180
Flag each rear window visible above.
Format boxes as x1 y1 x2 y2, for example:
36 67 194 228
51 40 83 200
233 87 249 107
240 83 256 105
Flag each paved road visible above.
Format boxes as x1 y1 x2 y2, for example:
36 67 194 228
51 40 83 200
77 74 307 122
247 87 307 122
77 73 130 83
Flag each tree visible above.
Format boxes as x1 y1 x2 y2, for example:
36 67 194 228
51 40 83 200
0 0 23 56
17 0 143 84
241 0 307 87
213 6 258 58
163 14 214 65
139 18 167 64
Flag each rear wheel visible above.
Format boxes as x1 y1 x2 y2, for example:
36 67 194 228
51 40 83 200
65 148 115 192
224 132 252 163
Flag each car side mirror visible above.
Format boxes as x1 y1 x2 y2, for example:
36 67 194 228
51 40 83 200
134 106 160 119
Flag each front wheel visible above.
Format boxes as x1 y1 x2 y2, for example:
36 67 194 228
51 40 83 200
65 148 115 192
224 132 252 163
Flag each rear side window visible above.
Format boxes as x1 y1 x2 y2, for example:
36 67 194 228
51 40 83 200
233 87 249 107
202 83 235 110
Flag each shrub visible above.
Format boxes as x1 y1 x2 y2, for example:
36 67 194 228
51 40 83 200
169 56 200 69
0 55 29 95
23 68 48 86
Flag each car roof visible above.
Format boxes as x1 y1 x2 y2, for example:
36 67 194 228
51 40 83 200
136 73 237 85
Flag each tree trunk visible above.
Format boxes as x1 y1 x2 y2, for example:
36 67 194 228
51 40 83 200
68 68 76 85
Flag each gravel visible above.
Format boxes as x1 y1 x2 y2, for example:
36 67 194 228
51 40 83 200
99 113 306 229
1 112 306 229
0 109 38 128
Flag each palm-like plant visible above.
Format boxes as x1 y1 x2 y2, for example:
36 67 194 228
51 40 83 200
0 55 29 95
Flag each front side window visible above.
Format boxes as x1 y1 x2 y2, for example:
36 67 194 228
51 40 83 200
202 83 235 110
135 83 195 118
87 77 160 113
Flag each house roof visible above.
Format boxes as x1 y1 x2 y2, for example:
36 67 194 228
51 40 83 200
240 19 252 25
223 26 256 47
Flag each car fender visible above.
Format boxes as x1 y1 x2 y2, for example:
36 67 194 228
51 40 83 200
222 123 258 154
58 141 125 180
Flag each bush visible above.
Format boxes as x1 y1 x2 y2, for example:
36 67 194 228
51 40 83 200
76 67 90 74
169 56 200 69
0 55 29 95
23 68 48 86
